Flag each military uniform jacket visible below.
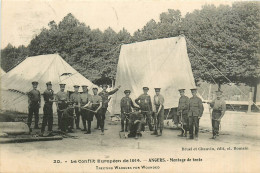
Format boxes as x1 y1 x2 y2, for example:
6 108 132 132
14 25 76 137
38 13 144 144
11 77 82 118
56 91 68 102
188 96 204 117
70 92 81 105
154 94 164 106
135 94 153 112
28 89 41 105
90 94 102 109
80 92 92 105
177 95 189 114
43 89 54 106
120 97 135 113
210 98 226 120
99 88 119 108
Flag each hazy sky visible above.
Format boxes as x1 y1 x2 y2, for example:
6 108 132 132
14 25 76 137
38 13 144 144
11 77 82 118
1 0 236 49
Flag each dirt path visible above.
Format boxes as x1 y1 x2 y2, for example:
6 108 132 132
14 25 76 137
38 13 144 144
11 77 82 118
1 112 260 173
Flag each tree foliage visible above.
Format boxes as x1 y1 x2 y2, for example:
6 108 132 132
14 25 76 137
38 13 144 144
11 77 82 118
1 2 259 90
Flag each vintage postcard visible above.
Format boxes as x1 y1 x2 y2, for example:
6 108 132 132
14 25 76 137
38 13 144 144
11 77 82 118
1 0 259 172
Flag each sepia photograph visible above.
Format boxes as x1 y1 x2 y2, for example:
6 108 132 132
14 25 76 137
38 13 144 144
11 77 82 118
0 0 259 172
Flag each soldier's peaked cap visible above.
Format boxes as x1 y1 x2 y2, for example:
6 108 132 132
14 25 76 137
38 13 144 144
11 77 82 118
81 85 88 87
178 89 185 92
92 87 98 90
73 85 80 88
124 90 131 94
143 87 149 90
190 88 197 91
32 81 38 85
154 88 161 91
46 81 52 85
59 83 66 86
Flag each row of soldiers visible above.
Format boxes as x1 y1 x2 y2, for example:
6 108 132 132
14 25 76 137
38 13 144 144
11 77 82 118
27 80 226 139
27 81 121 135
120 87 226 140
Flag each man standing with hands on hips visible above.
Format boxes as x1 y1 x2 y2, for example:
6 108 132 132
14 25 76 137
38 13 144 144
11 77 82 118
135 87 153 131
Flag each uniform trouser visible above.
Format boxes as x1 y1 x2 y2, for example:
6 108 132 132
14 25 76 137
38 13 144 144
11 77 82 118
74 108 80 128
129 122 142 136
141 111 153 131
99 108 107 132
188 116 199 137
212 119 220 136
81 109 87 130
41 105 53 133
95 113 100 128
121 113 129 131
57 111 62 129
57 102 67 129
154 105 164 132
28 104 39 128
61 116 73 132
212 110 221 136
81 109 92 130
179 112 189 134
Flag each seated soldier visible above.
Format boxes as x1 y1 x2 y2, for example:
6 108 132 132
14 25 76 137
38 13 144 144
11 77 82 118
61 101 75 133
128 108 145 139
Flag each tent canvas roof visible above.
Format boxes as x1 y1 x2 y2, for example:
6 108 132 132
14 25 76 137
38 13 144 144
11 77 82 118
1 54 97 93
111 36 196 114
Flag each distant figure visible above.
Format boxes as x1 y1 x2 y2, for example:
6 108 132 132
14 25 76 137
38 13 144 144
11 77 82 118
83 87 102 134
135 87 153 131
120 90 138 132
70 85 81 129
188 88 204 140
177 89 189 137
27 81 41 131
55 83 68 130
128 108 145 139
98 84 121 135
80 85 92 131
152 88 164 136
41 81 55 134
210 90 226 139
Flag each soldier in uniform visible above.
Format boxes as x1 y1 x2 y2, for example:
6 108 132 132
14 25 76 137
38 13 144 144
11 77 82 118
188 88 204 140
70 85 81 129
98 84 121 135
210 90 226 139
152 88 164 136
61 101 75 133
27 81 41 131
128 108 145 139
177 89 189 137
80 85 92 131
83 87 102 134
55 83 68 130
41 81 55 134
120 90 138 132
135 87 153 131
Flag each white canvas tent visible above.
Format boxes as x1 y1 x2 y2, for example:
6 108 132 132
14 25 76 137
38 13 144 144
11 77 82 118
0 54 98 113
1 68 6 76
111 36 198 115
